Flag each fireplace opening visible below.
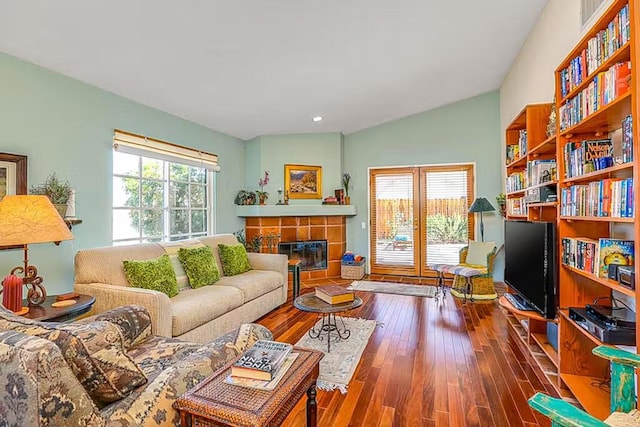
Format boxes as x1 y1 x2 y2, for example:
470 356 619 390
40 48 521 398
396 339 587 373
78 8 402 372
278 240 327 271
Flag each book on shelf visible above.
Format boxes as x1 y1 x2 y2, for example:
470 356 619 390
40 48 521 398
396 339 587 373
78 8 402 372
622 114 633 163
518 130 527 157
561 237 598 274
584 139 613 172
315 285 355 304
595 238 634 279
527 159 556 186
231 340 293 381
506 145 520 164
559 4 630 98
560 177 633 218
559 61 632 131
226 353 299 391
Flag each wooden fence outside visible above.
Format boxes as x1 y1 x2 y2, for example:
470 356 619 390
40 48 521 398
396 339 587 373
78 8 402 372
376 198 468 240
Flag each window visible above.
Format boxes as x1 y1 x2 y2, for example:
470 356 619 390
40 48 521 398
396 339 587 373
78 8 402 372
112 130 218 245
581 0 609 28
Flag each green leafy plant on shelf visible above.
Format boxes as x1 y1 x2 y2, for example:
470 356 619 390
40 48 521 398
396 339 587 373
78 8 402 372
233 229 263 253
30 172 73 217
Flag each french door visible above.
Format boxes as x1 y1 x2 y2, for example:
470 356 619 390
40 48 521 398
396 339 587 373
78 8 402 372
369 165 475 276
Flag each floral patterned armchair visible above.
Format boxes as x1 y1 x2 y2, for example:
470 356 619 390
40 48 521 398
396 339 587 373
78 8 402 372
0 304 272 426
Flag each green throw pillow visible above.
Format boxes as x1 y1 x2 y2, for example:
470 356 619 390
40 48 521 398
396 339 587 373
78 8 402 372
123 254 179 298
177 246 221 288
218 243 252 276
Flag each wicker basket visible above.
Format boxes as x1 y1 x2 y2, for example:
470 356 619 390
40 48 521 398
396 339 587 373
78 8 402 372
341 258 366 280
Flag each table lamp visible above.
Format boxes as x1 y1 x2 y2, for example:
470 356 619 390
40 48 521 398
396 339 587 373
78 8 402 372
468 197 495 242
0 195 73 309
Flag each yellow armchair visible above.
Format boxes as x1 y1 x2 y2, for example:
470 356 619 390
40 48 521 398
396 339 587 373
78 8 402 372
451 243 498 300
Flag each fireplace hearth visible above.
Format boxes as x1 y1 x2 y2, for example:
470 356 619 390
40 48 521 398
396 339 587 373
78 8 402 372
279 240 328 271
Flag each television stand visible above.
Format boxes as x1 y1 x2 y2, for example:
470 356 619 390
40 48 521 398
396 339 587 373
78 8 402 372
504 293 535 312
498 295 569 401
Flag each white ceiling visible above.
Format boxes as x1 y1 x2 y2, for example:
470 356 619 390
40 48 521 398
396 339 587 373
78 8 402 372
0 0 548 140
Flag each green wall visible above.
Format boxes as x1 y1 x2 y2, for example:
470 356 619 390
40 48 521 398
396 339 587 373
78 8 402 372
0 50 505 294
0 52 245 295
343 91 504 277
244 133 343 204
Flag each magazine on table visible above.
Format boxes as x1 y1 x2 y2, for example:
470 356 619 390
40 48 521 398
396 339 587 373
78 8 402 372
231 340 293 381
226 353 299 391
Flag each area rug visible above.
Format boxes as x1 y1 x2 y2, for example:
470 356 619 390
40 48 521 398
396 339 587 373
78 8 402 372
295 317 376 393
347 280 437 298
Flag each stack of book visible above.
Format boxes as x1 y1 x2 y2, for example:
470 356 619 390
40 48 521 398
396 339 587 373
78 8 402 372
561 237 634 279
226 340 298 391
315 285 355 304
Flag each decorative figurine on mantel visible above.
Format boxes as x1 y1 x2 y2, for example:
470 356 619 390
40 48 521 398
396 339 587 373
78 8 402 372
284 190 289 205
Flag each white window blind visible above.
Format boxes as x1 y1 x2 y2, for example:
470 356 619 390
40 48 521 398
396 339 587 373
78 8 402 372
113 130 220 171
423 166 473 266
373 172 415 266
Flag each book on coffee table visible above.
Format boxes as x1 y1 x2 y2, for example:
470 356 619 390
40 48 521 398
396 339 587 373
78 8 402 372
226 353 299 390
231 340 293 381
315 285 355 304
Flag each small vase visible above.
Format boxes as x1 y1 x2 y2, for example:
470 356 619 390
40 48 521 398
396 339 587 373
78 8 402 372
344 196 351 205
259 195 268 205
53 204 68 218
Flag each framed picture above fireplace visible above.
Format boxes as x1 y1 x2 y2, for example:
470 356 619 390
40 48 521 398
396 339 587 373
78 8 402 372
284 164 322 199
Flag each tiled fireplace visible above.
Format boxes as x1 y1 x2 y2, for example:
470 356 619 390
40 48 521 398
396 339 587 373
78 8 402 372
278 240 327 271
244 215 347 280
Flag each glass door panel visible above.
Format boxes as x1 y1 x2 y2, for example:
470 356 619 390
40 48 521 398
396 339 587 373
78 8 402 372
370 168 420 276
421 165 474 274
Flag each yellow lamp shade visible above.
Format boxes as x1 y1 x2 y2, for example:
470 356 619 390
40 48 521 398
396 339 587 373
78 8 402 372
0 195 73 246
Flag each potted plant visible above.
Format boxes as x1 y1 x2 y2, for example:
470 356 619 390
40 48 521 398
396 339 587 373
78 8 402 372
496 193 506 217
30 173 73 217
256 171 270 205
342 172 351 204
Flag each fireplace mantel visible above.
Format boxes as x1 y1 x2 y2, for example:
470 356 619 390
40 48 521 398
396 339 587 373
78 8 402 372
235 205 357 217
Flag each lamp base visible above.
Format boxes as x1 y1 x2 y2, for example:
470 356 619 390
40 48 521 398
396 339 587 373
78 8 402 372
14 307 29 316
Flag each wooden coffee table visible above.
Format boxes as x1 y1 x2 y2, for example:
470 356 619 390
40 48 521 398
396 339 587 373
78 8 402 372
174 346 323 427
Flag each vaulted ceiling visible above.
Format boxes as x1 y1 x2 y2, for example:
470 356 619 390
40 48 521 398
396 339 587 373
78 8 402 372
0 0 548 139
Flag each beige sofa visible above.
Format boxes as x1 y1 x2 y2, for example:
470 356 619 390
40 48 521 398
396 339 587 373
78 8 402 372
74 234 288 343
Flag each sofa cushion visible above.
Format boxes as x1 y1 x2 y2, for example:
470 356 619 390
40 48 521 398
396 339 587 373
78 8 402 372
217 270 284 302
218 243 252 276
123 254 179 298
0 307 147 405
178 245 221 288
160 240 207 291
170 286 245 337
199 234 241 276
92 305 153 349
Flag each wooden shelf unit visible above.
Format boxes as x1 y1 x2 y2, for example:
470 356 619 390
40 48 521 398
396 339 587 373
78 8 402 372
500 1 638 419
552 0 638 420
505 103 556 220
498 297 570 399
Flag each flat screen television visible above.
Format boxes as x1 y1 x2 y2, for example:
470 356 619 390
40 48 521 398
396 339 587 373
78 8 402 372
504 220 557 319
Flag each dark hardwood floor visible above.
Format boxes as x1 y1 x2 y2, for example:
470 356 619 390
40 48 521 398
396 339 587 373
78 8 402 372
256 276 557 427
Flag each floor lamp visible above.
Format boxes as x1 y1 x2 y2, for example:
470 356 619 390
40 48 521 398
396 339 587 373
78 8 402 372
469 197 495 242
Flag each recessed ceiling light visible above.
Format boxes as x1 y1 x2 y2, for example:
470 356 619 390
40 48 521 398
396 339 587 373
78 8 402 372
312 116 323 122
